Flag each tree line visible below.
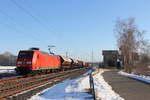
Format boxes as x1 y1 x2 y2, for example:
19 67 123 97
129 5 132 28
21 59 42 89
0 52 17 66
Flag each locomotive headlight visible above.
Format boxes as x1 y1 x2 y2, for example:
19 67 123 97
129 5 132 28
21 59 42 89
27 61 32 64
17 61 22 64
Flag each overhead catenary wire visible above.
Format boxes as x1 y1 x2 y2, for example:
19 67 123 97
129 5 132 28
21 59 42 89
0 9 41 43
0 7 47 44
0 9 18 26
0 20 19 33
0 20 41 45
8 0 60 44
9 0 54 34
0 0 61 53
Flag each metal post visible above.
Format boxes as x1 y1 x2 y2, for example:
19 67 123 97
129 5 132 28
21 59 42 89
92 51 93 68
89 72 96 100
66 52 68 57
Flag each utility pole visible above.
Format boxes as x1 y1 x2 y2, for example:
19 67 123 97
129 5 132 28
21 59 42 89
92 50 93 68
66 52 68 57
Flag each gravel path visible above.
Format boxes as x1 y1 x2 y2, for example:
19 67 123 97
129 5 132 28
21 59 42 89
102 70 150 100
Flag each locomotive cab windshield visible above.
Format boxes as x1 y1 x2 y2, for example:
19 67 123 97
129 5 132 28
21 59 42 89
16 51 34 74
18 51 34 59
17 51 34 65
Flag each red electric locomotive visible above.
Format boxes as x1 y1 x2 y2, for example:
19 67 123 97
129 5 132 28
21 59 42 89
16 48 61 74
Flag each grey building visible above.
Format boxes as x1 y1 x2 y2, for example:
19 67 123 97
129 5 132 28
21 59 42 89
102 50 119 67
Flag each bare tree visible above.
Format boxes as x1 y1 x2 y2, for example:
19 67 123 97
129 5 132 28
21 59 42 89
139 40 150 64
114 18 145 73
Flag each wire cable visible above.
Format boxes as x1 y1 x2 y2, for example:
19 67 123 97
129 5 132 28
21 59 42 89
9 0 52 33
0 8 48 44
9 0 60 45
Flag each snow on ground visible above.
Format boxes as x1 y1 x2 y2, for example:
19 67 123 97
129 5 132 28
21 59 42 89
29 72 93 100
93 70 124 100
0 66 16 74
0 66 16 69
118 71 150 84
29 69 125 100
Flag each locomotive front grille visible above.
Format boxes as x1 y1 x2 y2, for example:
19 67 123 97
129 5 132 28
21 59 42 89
16 67 32 75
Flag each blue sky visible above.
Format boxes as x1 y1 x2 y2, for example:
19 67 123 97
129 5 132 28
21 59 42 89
0 0 150 62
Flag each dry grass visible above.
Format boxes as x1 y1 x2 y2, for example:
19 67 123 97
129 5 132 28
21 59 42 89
133 63 150 75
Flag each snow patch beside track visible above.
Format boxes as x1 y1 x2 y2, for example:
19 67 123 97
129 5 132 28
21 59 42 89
0 66 16 74
29 74 92 100
92 70 124 100
119 71 150 84
29 69 124 100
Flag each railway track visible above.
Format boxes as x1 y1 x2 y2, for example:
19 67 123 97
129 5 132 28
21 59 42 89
0 73 19 79
0 68 89 100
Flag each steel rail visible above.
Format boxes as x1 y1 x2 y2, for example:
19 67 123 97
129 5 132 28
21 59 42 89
0 68 87 99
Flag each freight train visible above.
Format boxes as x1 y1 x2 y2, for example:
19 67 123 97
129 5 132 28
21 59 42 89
15 48 89 75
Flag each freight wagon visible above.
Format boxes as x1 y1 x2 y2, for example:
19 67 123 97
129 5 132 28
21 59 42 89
16 48 88 75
